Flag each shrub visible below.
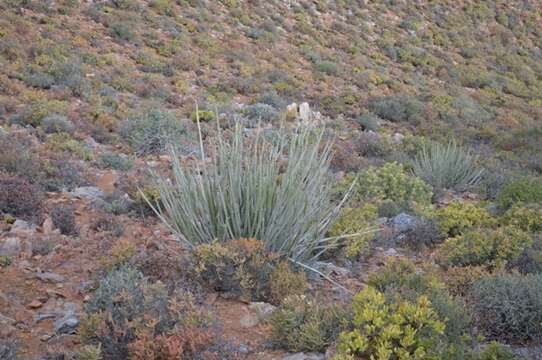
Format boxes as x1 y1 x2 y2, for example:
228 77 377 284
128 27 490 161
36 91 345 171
51 205 78 236
496 177 542 210
45 133 92 160
82 266 224 359
412 141 484 191
368 95 425 124
368 259 471 345
436 226 532 270
192 239 306 303
0 173 43 223
119 109 189 156
328 205 378 258
270 295 347 353
0 256 12 267
333 287 446 360
436 201 495 237
502 204 542 233
0 133 41 182
467 342 523 360
41 114 74 134
150 124 343 264
242 103 279 125
443 266 490 297
354 113 379 131
98 153 133 171
400 219 443 249
471 273 542 343
0 339 18 360
357 162 433 205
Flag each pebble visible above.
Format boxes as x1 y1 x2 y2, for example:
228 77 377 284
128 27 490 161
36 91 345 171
37 272 65 283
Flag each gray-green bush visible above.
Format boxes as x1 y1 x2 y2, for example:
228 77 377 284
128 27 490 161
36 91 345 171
119 109 188 156
149 123 346 264
412 141 484 191
471 273 542 343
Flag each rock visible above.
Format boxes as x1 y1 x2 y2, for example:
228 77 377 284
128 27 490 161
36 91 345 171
391 213 419 233
54 314 79 335
320 262 350 277
42 217 55 234
54 302 80 335
0 237 21 256
69 186 104 200
282 353 325 360
238 343 250 354
392 132 405 144
249 302 276 319
383 248 399 257
28 300 44 309
239 313 259 328
11 220 33 231
37 272 65 283
299 102 311 122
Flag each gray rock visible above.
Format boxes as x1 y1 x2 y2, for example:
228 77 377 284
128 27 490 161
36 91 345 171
239 313 259 328
69 186 104 200
248 302 276 319
384 248 399 257
282 353 325 360
54 314 79 335
37 272 65 283
0 238 21 256
391 213 419 233
11 220 33 231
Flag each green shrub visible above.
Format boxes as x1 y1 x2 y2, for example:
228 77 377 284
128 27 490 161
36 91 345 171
45 133 92 160
242 103 279 125
0 133 41 182
0 256 12 268
354 113 379 131
328 204 378 258
270 295 347 353
436 201 495 237
437 226 532 269
192 239 306 303
41 114 74 134
98 153 133 171
496 177 542 211
471 273 542 343
51 205 78 236
119 109 188 156
0 173 44 223
467 342 523 360
368 259 471 345
109 21 134 42
82 266 225 359
357 162 433 205
151 124 343 264
368 95 425 124
333 287 446 360
412 141 484 191
502 204 542 233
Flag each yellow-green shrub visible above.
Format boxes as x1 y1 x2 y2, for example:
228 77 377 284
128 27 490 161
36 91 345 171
45 133 92 160
357 162 433 205
436 201 495 237
192 239 306 303
328 204 378 258
270 295 348 353
437 226 532 269
333 287 445 360
502 204 542 233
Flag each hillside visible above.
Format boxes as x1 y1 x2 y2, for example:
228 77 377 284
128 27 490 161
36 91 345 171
1 1 542 359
